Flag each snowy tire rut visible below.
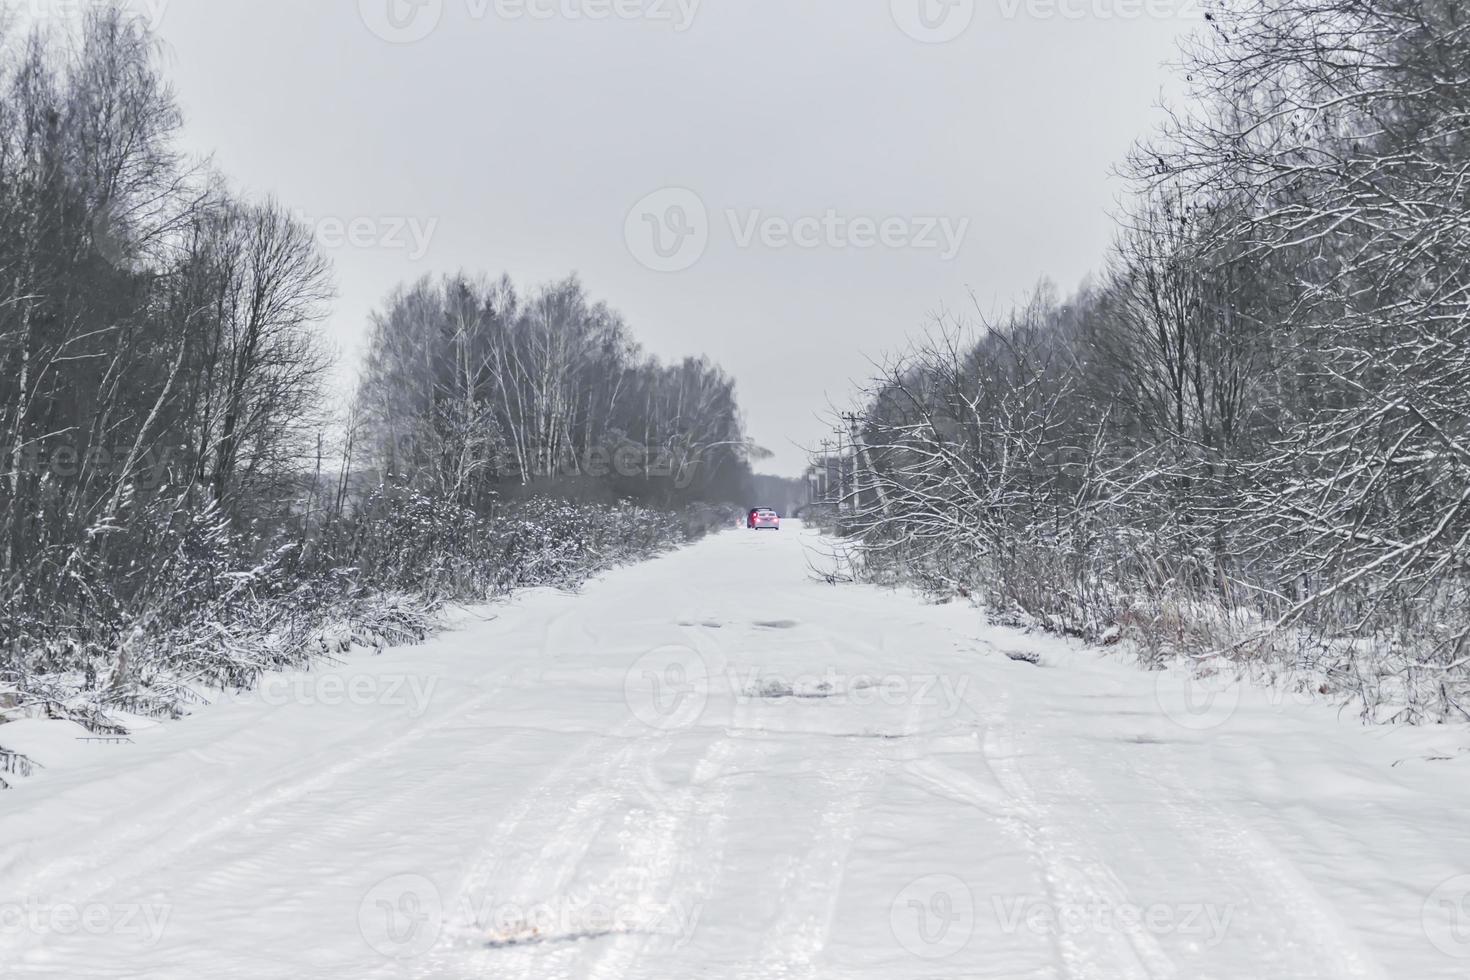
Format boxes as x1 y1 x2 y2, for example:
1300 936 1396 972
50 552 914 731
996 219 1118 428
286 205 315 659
0 524 1460 978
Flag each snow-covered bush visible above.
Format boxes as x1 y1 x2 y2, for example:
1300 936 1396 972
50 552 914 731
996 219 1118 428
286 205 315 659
0 494 731 752
830 0 1470 725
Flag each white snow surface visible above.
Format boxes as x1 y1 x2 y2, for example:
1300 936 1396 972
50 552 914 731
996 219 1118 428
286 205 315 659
2 522 1469 979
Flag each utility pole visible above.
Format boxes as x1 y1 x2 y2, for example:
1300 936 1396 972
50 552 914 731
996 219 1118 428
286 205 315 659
840 411 889 517
832 428 844 513
818 438 834 504
840 413 861 513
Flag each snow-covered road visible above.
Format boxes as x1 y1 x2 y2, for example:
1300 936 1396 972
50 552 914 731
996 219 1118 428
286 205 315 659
3 523 1469 979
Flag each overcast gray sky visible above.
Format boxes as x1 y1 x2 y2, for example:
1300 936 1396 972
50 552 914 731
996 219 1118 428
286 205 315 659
133 0 1195 477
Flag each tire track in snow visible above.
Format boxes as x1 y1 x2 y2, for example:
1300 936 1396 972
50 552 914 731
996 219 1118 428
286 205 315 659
484 732 743 980
0 678 515 968
414 720 723 979
724 676 914 980
411 729 632 977
465 619 732 978
175 712 525 908
719 744 890 980
1126 759 1392 980
577 735 747 980
487 733 747 980
25 716 533 980
974 694 1171 980
962 677 1389 980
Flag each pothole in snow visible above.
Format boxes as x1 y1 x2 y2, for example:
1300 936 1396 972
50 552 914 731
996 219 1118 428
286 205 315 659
484 926 652 949
743 677 880 701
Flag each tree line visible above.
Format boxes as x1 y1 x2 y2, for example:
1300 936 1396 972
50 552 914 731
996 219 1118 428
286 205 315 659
840 0 1470 722
0 7 751 746
355 274 753 511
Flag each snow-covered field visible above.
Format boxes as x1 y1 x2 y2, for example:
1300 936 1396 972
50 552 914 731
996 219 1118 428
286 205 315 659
2 522 1468 979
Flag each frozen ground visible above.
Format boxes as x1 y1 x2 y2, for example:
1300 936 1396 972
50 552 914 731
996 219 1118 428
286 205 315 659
2 522 1468 979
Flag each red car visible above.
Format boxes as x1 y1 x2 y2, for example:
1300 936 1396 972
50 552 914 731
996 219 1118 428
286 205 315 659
747 508 781 530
